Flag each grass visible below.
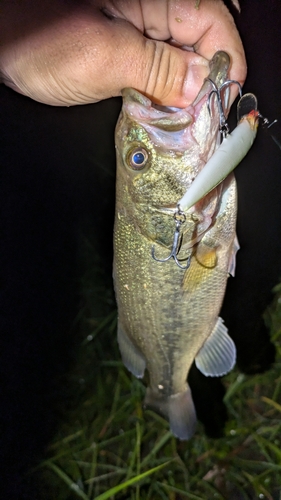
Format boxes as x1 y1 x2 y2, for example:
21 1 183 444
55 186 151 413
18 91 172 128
33 239 281 499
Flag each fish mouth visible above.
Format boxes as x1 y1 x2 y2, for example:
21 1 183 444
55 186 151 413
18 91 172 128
154 204 178 215
121 51 231 152
152 204 199 219
122 50 230 120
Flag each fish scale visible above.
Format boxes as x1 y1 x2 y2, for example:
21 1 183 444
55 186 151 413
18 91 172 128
113 51 238 439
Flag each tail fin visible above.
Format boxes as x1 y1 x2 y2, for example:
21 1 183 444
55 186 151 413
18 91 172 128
144 386 197 440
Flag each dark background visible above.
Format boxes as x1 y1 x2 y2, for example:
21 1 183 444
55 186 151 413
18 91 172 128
0 1 281 497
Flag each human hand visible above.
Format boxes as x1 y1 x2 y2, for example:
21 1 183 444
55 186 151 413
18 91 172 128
0 0 246 107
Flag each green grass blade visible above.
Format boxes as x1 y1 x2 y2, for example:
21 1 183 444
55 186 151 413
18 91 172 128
87 443 98 498
141 431 173 467
253 433 281 463
94 460 172 500
262 395 281 413
159 482 206 499
223 373 246 403
271 374 281 401
81 310 116 345
46 462 89 500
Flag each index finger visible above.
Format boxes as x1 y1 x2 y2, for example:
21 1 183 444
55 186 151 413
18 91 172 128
134 0 246 105
167 0 246 104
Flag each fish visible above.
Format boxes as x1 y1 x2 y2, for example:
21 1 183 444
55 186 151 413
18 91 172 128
113 51 240 440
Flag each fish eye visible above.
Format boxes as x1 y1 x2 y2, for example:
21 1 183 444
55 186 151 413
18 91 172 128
128 147 149 170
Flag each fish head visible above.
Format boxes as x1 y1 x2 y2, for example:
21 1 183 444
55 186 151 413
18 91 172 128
115 51 230 249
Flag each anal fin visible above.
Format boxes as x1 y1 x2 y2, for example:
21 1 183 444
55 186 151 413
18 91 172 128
195 317 236 377
117 323 146 378
144 386 197 441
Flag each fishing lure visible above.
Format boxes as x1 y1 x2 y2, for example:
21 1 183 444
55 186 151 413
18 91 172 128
152 81 259 269
178 91 259 213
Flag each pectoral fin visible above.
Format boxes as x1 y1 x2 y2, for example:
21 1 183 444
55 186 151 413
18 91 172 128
228 234 240 277
117 323 146 378
144 386 197 441
195 317 236 376
195 244 218 269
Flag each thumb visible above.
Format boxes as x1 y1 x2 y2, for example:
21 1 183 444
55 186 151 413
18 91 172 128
120 34 210 108
84 15 210 108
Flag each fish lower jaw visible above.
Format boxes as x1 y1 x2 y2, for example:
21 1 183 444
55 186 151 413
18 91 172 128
154 205 177 216
153 204 193 217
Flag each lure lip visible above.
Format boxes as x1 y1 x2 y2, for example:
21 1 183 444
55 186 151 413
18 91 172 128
246 109 260 130
237 93 258 123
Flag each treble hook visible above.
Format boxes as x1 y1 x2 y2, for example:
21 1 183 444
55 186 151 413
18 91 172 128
206 78 243 139
151 207 191 270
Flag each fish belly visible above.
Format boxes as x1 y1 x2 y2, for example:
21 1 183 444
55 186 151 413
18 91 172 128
113 175 237 439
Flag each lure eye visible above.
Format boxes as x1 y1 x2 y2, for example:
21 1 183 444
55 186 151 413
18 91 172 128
128 147 149 170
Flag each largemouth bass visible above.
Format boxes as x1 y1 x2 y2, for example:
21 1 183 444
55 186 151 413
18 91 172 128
113 51 238 440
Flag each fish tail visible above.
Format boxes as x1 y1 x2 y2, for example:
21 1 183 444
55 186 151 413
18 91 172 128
144 385 197 440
